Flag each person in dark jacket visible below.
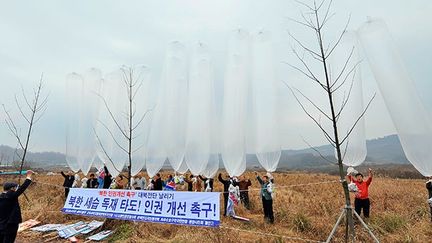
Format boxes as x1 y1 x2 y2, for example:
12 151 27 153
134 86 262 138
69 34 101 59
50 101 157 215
238 175 252 209
151 173 163 191
218 173 237 216
86 173 99 188
103 165 113 189
426 178 432 222
61 171 74 198
184 175 194 192
0 170 34 243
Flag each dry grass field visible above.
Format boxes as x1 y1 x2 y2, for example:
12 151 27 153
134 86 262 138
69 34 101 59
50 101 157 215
1 170 431 242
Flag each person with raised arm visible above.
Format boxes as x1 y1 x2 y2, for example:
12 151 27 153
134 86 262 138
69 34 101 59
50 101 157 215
60 170 74 198
347 168 373 218
0 170 34 243
255 171 274 223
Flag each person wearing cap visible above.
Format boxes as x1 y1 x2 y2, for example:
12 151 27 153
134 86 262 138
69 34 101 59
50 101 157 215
426 177 432 222
0 170 34 243
255 171 274 224
347 168 373 218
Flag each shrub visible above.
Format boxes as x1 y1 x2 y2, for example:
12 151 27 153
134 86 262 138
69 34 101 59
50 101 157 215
371 213 407 234
292 213 312 232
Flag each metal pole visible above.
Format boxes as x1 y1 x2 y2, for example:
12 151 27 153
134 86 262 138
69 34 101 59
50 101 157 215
353 210 380 243
325 209 346 243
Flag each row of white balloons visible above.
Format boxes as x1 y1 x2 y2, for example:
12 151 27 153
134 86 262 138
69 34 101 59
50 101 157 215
65 30 282 178
65 19 432 178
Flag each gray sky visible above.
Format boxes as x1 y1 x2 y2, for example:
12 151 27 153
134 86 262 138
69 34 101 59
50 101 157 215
0 0 431 153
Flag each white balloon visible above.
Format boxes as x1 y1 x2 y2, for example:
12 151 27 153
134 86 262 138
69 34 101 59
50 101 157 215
329 32 367 167
202 154 220 178
250 30 281 172
65 73 83 173
358 18 432 176
94 70 126 178
79 68 102 175
185 43 215 175
221 29 250 176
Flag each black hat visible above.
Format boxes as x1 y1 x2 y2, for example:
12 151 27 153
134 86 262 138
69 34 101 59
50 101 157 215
3 182 18 191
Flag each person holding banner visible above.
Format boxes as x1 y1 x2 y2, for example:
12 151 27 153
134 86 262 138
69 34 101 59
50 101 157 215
218 173 238 216
255 172 274 224
0 170 34 243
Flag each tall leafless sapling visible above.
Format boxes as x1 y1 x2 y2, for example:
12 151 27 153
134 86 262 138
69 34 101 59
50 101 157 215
95 66 151 189
286 0 375 241
2 75 48 181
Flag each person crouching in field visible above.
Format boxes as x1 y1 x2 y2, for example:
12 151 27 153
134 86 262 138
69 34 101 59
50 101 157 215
347 168 373 218
255 172 274 224
426 177 432 222
0 170 34 243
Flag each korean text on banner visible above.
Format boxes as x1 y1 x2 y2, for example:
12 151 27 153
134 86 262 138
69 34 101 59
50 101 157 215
62 188 220 227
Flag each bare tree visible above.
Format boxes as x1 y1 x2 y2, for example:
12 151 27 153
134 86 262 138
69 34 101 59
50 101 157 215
2 75 48 182
96 66 151 189
286 1 376 242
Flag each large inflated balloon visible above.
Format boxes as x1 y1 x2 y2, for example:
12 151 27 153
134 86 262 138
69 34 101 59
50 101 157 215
79 68 103 175
94 70 126 177
65 73 84 173
329 32 367 167
185 43 216 175
250 30 281 172
358 18 432 176
221 29 250 176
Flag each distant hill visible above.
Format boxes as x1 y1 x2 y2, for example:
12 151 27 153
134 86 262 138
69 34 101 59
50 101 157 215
0 145 66 168
0 134 408 170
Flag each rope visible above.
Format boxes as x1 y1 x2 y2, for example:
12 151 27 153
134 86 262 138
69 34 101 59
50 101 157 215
220 226 324 243
32 179 340 193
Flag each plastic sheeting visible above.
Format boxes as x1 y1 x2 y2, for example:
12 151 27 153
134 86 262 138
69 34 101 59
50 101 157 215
358 18 432 176
250 30 281 172
80 68 102 175
94 70 126 178
184 43 215 175
65 69 101 175
221 29 250 177
163 41 189 173
146 41 189 177
330 31 367 167
65 73 84 173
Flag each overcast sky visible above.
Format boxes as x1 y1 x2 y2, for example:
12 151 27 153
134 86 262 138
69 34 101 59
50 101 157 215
0 0 431 153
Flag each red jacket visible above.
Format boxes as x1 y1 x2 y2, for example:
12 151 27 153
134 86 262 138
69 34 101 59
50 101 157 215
349 176 372 199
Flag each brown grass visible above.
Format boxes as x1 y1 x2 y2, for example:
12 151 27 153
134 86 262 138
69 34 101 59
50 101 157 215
1 171 431 242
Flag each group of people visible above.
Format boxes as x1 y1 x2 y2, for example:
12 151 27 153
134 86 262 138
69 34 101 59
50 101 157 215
3 166 432 243
60 166 275 223
60 165 113 197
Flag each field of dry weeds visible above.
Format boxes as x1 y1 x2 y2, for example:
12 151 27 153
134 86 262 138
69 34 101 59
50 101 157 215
2 171 431 242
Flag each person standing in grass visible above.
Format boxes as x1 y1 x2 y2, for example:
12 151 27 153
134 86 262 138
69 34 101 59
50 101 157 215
347 168 373 218
0 170 34 243
255 172 274 224
218 173 237 216
426 177 432 222
60 170 74 198
238 175 252 209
